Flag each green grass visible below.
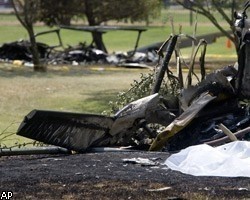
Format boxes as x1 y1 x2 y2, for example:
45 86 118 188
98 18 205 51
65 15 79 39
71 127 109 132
160 8 229 25
0 65 147 147
0 13 17 21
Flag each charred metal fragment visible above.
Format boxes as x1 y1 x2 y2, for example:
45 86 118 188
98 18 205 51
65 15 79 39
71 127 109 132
165 101 247 151
0 40 49 61
149 92 216 151
179 66 237 111
17 110 114 152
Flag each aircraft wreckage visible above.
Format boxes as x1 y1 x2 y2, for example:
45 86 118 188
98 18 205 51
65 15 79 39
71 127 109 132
3 4 250 155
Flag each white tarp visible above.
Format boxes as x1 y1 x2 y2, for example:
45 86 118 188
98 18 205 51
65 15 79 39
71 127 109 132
165 141 250 177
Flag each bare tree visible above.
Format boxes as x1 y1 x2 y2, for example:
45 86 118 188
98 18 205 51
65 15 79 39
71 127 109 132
176 0 246 54
11 0 46 72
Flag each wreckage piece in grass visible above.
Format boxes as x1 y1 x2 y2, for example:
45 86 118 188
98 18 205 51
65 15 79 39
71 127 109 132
0 29 63 62
0 29 105 64
16 94 176 152
0 40 49 62
0 39 109 64
17 110 114 151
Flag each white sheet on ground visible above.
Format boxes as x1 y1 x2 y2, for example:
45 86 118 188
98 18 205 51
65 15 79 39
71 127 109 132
164 141 250 177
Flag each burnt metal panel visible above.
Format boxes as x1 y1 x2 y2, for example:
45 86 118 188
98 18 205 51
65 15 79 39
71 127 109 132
17 110 114 152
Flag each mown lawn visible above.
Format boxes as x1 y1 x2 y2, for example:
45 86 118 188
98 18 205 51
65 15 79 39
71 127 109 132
0 65 149 147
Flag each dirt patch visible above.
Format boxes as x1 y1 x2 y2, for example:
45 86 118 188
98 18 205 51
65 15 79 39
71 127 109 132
1 151 249 199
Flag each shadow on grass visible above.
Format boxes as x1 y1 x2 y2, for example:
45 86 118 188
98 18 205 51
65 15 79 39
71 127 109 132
76 90 122 115
0 64 116 78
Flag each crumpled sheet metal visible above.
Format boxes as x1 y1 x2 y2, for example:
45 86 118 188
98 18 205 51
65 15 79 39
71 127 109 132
17 110 114 152
179 67 236 111
149 92 216 151
110 93 175 136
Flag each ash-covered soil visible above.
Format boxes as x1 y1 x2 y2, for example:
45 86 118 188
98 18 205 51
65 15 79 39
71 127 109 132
0 151 249 200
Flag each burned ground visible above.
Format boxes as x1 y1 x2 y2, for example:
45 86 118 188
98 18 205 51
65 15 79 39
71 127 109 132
1 151 249 200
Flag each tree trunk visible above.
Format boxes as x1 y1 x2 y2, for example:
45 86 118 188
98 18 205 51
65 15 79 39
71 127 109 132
11 0 47 72
84 0 107 53
91 32 108 53
60 15 71 26
27 26 47 72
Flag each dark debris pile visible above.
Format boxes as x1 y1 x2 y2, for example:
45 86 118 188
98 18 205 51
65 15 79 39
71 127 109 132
0 40 158 67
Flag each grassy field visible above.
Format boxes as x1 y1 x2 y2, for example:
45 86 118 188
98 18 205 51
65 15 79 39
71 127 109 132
0 8 237 147
0 65 149 147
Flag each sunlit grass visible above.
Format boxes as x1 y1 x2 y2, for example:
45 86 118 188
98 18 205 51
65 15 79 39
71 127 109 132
0 65 147 146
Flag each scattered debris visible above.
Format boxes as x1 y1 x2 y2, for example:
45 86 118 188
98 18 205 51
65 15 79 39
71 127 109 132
238 188 249 191
0 146 69 156
0 40 49 62
146 186 172 192
122 157 161 166
0 39 158 67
